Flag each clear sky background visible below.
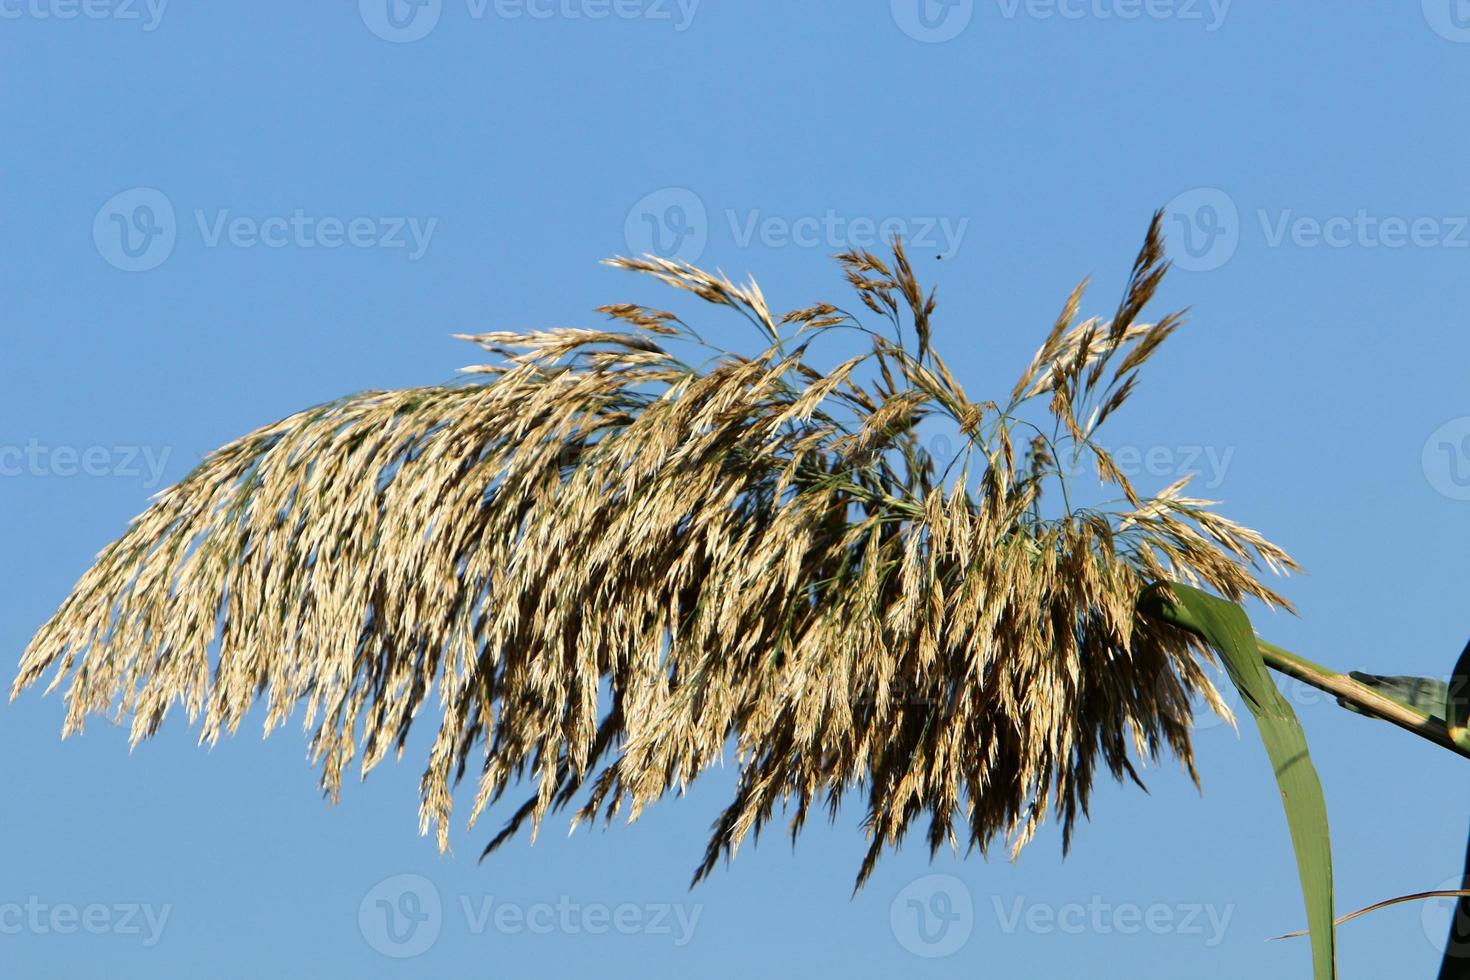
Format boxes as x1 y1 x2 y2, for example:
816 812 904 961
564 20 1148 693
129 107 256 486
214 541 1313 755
3 3 1470 978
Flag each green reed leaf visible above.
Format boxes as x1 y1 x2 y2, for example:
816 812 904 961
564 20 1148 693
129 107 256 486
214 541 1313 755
1141 582 1336 980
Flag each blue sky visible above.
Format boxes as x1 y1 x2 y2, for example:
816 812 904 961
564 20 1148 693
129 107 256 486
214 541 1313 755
3 3 1470 977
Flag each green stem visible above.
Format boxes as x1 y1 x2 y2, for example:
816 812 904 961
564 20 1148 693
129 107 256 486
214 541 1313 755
1255 639 1470 761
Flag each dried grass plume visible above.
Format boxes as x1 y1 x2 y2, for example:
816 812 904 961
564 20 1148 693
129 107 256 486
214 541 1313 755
14 213 1295 888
